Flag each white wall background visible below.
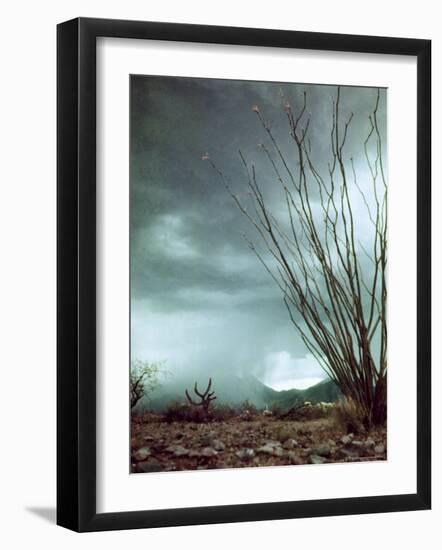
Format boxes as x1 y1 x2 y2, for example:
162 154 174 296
0 1 439 547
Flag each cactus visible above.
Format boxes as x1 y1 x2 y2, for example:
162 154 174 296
185 378 217 416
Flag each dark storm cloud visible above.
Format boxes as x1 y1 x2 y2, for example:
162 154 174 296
130 75 386 388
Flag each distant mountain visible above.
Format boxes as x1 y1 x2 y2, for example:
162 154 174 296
146 373 341 412
302 378 342 403
274 378 342 409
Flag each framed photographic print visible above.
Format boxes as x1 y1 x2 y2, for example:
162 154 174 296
57 17 431 532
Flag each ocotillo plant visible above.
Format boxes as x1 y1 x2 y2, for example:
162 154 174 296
185 378 217 416
205 87 387 428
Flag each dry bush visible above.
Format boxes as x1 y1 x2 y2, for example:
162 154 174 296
211 403 238 421
164 402 207 423
285 405 327 421
268 402 285 418
163 402 238 423
333 397 365 434
237 400 259 418
130 359 163 410
274 400 331 421
301 405 329 421
131 410 161 424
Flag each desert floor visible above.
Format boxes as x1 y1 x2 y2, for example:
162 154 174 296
130 415 387 473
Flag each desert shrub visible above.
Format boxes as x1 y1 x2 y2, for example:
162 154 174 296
238 400 258 415
235 400 259 421
278 401 332 421
302 405 329 420
268 402 285 418
211 403 237 421
333 397 365 434
130 359 165 410
163 401 239 423
300 402 335 420
163 402 186 423
164 402 207 423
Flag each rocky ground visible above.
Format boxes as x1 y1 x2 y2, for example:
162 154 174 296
131 415 387 473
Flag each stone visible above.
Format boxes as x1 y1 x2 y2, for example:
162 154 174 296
311 444 331 457
282 438 298 450
286 451 303 465
374 444 386 455
277 426 298 442
340 435 352 445
236 448 255 461
212 439 225 451
200 446 218 457
151 441 166 451
188 449 201 458
199 431 217 446
309 454 327 465
165 445 189 457
137 459 164 473
348 439 367 456
364 438 376 448
258 444 283 457
133 447 151 461
337 448 359 460
264 439 283 447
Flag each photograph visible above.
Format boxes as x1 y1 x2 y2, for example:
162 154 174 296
129 75 388 474
0 0 433 542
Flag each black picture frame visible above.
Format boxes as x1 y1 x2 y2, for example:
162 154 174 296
57 17 431 532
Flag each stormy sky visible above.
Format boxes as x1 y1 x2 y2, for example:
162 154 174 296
130 75 386 390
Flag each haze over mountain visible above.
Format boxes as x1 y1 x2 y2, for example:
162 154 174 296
146 373 341 412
